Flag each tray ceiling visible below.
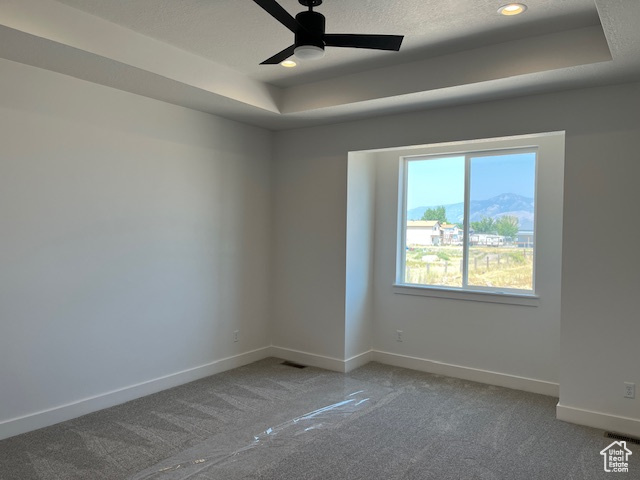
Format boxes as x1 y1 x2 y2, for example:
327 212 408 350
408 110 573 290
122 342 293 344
1 0 639 129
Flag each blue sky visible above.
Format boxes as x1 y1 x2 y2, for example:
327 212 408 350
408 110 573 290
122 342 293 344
407 152 536 210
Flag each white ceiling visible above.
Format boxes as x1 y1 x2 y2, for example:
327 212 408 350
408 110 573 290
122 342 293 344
1 0 640 129
51 0 599 87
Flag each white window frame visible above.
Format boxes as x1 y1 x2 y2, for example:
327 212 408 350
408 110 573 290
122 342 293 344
393 133 559 306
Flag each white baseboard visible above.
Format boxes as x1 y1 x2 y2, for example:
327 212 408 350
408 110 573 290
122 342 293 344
270 347 372 373
372 350 560 397
344 350 373 372
269 347 558 397
270 346 348 372
0 346 564 441
557 403 640 438
0 346 272 441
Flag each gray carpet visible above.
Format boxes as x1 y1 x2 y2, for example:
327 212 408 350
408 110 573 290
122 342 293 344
0 358 635 479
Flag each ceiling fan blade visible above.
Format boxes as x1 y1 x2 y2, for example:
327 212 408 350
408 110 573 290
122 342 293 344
324 34 404 51
260 44 296 65
253 0 302 34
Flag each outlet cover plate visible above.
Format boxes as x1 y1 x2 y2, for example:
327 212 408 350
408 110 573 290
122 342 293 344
624 382 635 399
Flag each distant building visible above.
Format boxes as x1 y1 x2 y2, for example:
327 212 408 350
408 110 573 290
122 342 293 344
406 220 441 246
516 230 534 248
440 223 461 245
469 233 505 246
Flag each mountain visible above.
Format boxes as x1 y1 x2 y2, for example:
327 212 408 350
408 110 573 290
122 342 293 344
407 193 534 230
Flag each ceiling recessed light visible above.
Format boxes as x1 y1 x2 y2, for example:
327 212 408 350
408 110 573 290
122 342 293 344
280 60 297 68
498 3 527 16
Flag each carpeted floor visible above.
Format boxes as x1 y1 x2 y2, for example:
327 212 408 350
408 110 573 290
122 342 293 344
0 358 635 479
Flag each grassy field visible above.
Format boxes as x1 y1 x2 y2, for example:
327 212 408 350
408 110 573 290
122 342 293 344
405 245 534 290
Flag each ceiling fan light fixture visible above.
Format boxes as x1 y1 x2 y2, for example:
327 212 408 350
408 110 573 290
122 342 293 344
253 0 404 65
498 3 527 16
280 59 297 67
294 45 325 60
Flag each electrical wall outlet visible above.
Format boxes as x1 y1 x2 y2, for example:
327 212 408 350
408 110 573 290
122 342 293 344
624 382 635 399
396 330 403 342
233 330 239 343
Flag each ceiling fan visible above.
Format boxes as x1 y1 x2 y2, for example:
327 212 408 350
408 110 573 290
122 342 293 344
253 0 404 64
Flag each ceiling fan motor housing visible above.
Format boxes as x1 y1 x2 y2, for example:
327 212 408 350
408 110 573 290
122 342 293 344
295 11 325 49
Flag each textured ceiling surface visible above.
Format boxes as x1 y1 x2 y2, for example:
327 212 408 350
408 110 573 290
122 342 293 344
53 0 599 87
3 0 640 129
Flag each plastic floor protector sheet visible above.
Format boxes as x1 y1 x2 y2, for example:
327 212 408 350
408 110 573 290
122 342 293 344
129 376 398 480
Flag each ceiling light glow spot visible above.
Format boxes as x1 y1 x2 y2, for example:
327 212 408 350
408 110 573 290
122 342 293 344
280 60 297 68
498 3 527 16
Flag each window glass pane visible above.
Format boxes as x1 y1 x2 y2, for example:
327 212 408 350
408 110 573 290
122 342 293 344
405 156 465 287
468 152 536 290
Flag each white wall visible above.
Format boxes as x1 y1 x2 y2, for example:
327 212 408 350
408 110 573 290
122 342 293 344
368 133 564 390
557 109 640 436
2 56 638 440
345 154 376 360
273 81 640 435
0 59 273 439
271 136 347 360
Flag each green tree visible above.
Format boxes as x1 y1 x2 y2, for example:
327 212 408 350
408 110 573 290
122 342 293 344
421 205 448 223
471 216 496 234
495 215 519 237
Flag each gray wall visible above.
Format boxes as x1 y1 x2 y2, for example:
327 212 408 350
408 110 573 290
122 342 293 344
364 133 564 388
1 55 638 439
273 82 640 431
0 59 273 436
345 154 376 360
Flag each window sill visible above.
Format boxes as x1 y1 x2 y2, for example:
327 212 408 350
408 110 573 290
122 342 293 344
392 284 539 307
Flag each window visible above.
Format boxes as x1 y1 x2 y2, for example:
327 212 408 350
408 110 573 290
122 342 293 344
398 143 537 295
